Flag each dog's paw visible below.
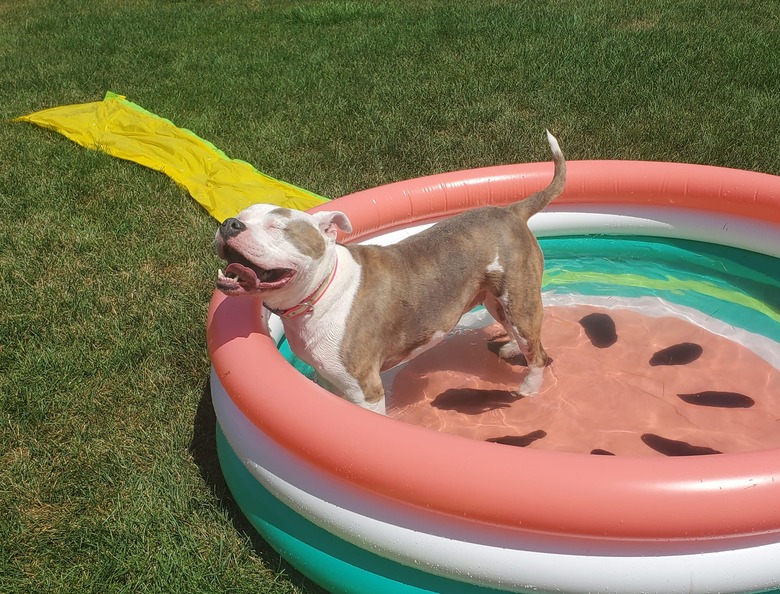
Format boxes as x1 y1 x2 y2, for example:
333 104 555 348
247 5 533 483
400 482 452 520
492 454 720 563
517 366 545 397
498 340 522 360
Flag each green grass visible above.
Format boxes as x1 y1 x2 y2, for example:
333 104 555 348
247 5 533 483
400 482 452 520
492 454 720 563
1 1 779 592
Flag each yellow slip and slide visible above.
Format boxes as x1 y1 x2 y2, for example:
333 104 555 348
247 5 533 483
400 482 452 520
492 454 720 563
15 92 328 221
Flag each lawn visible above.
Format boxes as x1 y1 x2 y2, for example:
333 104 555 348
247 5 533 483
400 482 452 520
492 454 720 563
2 1 779 593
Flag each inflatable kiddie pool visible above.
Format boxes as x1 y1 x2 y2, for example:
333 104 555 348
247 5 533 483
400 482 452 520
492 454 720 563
208 159 780 594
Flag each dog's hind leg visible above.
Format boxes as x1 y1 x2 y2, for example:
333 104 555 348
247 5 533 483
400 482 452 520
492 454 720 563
484 296 523 359
496 293 549 397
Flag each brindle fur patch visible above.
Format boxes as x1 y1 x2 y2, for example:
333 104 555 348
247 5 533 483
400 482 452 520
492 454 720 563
284 220 326 259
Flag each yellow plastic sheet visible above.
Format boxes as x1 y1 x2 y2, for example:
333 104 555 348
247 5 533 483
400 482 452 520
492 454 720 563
15 92 328 221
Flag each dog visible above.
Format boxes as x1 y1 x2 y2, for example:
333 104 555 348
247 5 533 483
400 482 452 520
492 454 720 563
215 131 566 414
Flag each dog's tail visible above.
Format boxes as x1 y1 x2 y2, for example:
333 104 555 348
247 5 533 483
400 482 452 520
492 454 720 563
511 130 566 219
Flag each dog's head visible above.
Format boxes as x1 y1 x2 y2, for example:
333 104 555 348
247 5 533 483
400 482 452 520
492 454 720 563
214 204 351 300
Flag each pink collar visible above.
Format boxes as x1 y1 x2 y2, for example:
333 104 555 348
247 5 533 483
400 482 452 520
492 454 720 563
267 256 339 319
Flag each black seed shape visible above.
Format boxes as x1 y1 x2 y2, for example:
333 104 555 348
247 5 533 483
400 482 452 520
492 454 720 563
486 430 547 448
590 449 616 456
579 313 618 348
678 391 755 409
431 389 518 414
641 433 722 456
649 342 703 366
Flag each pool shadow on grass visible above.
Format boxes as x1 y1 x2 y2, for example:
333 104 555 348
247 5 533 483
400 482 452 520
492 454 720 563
189 379 329 594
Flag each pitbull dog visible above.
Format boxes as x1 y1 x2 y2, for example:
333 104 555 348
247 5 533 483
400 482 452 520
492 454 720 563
215 131 566 414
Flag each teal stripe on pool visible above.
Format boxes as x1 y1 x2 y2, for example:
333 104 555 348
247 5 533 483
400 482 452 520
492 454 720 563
541 236 780 344
217 424 519 594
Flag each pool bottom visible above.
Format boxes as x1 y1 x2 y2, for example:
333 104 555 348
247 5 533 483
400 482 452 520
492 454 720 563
277 298 780 457
384 303 780 457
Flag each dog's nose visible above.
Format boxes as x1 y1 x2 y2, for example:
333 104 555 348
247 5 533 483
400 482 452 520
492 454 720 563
220 217 246 238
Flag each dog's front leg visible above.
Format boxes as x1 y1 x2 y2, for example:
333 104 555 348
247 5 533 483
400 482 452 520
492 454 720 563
318 366 387 415
341 374 387 415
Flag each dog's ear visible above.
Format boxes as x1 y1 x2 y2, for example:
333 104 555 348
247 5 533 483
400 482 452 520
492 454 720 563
312 211 353 238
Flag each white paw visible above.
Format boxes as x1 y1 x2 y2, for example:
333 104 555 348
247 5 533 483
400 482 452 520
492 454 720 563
518 367 544 397
362 398 387 415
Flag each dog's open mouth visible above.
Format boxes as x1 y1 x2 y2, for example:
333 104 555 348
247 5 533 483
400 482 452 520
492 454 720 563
217 253 295 294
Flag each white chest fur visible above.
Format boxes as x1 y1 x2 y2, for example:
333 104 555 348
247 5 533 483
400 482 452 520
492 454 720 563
280 247 378 408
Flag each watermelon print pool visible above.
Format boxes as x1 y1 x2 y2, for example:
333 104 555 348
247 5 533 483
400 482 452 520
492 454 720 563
209 159 780 594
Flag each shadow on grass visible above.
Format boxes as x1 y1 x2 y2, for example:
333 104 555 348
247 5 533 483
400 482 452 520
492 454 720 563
189 379 329 594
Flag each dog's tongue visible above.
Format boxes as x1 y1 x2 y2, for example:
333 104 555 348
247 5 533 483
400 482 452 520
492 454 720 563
225 262 258 289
